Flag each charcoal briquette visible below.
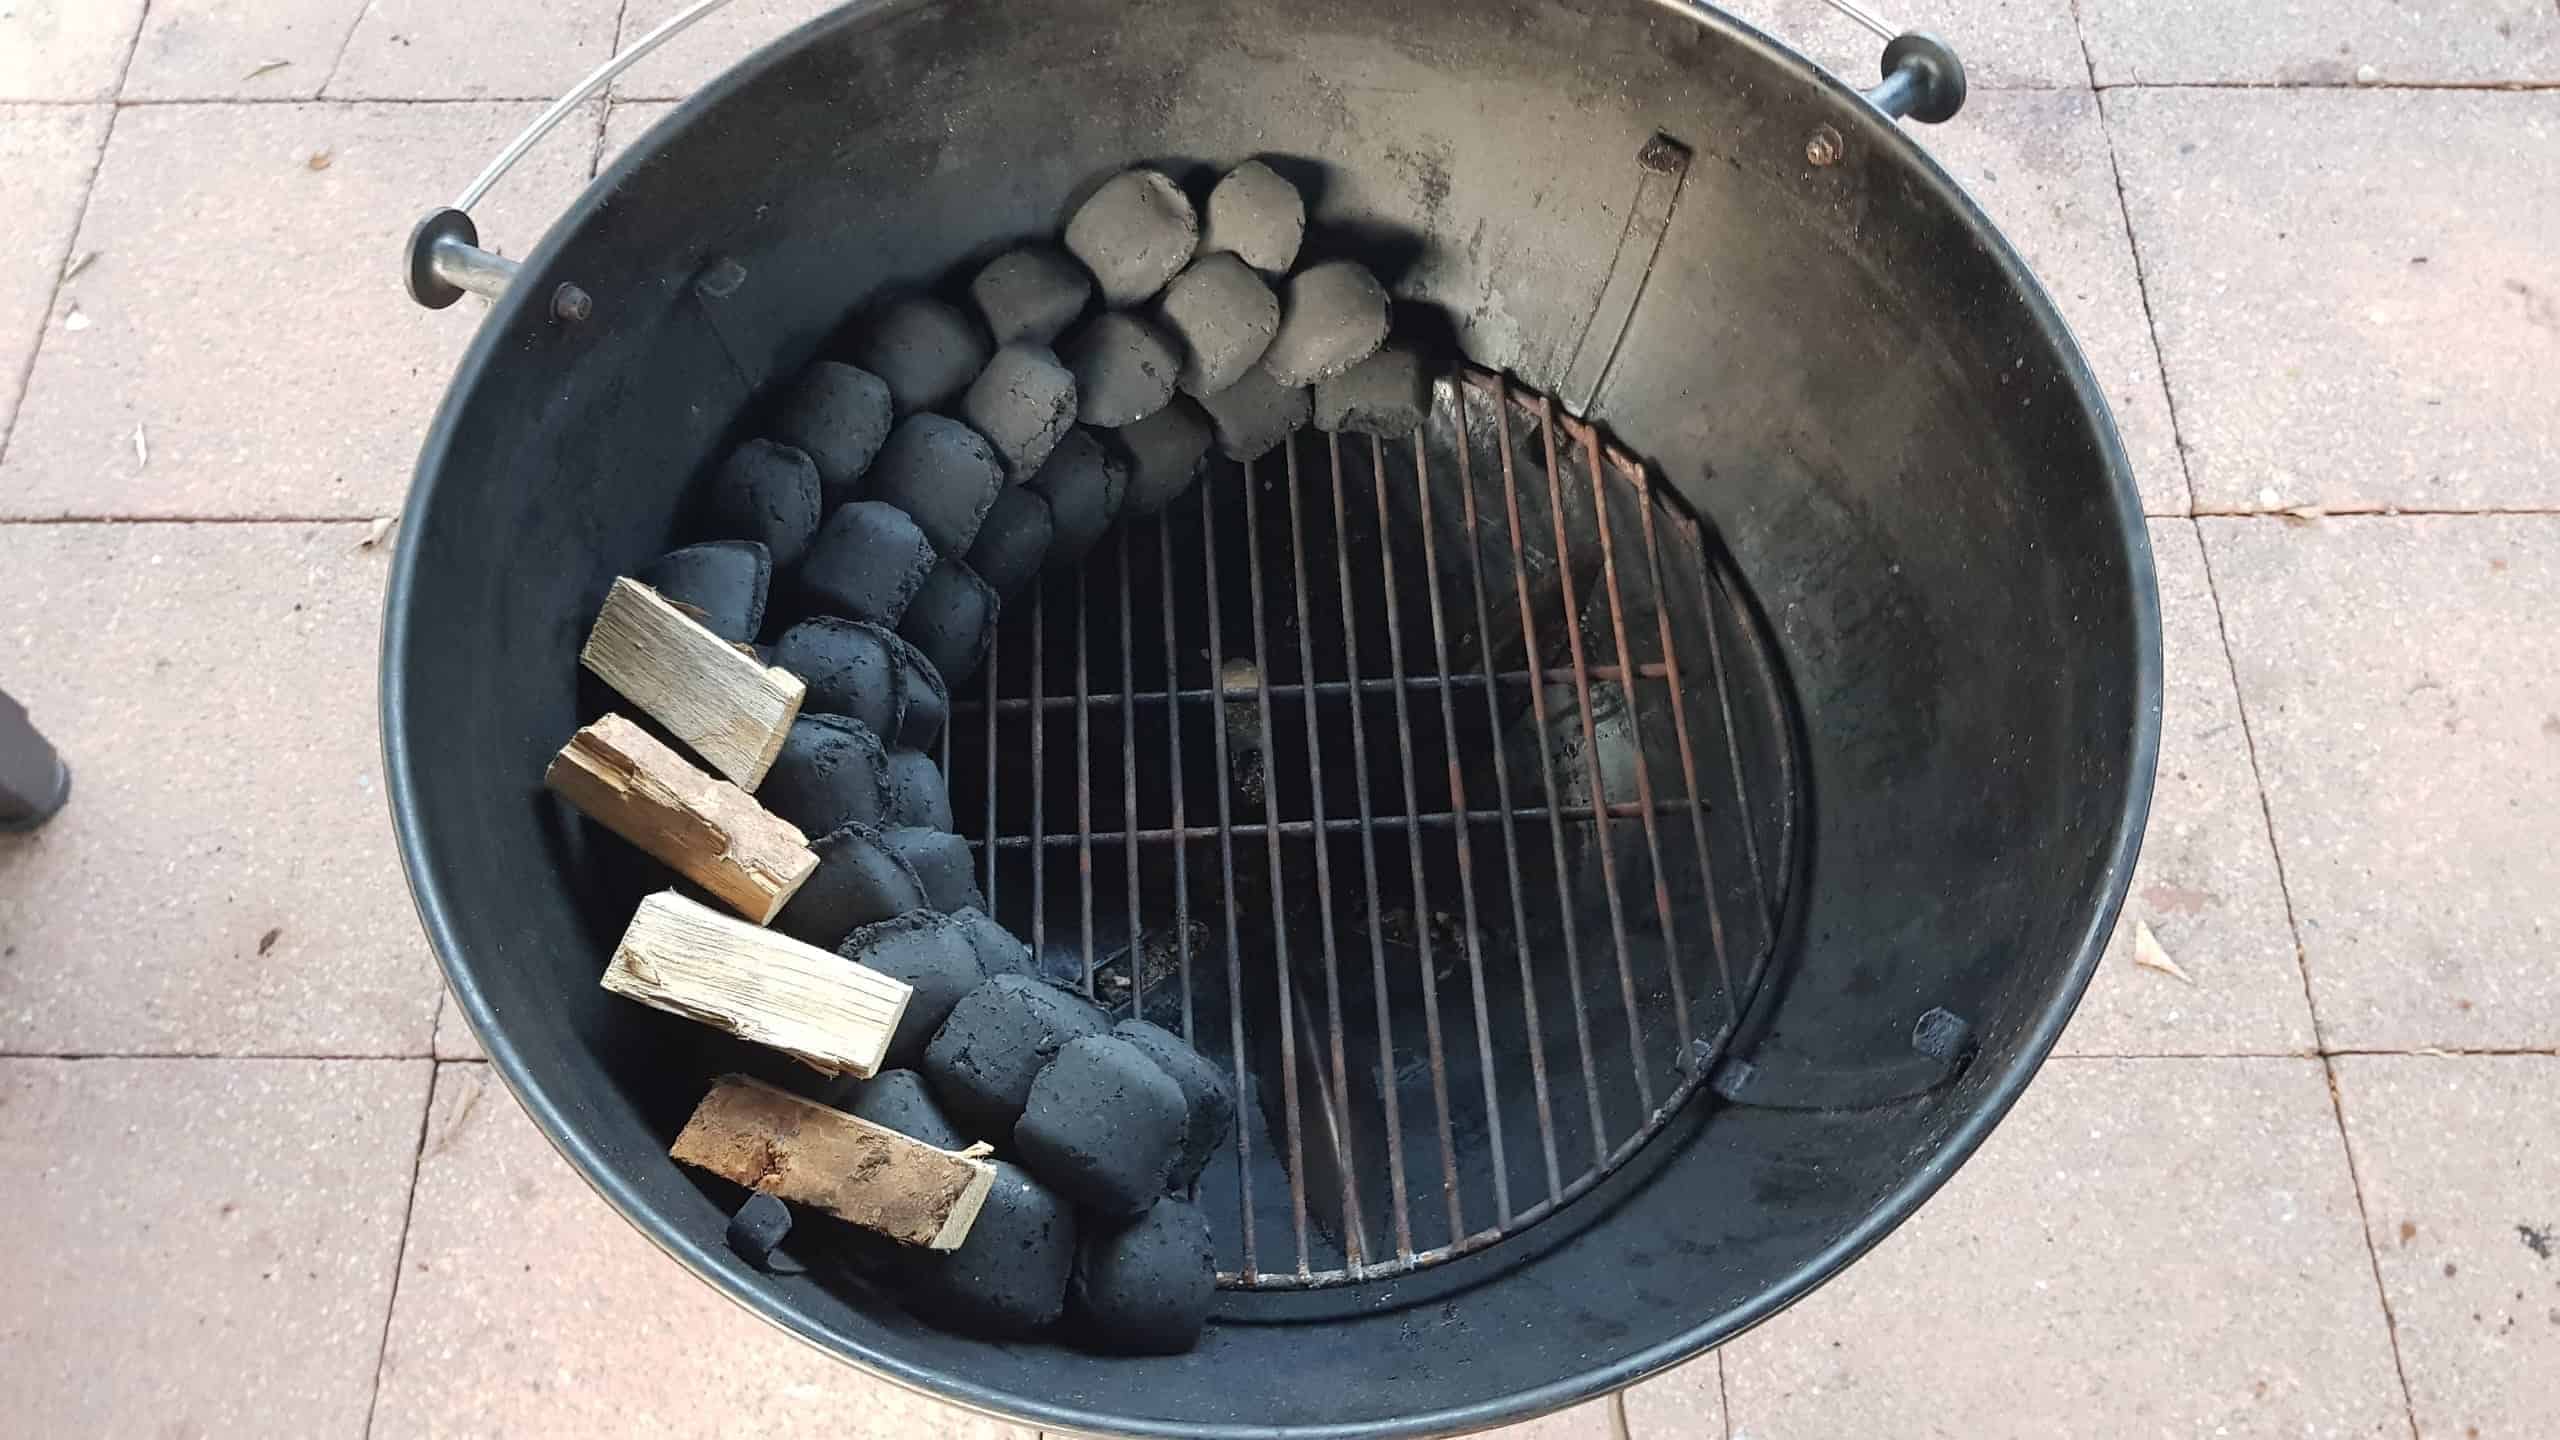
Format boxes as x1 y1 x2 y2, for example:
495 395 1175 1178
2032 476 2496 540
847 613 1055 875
970 245 1093 348
922 974 1112 1130
1158 253 1279 397
1200 159 1305 275
1112 1020 1237 1193
880 825 984 916
759 712 891 835
959 344 1078 481
1062 169 1198 308
841 1068 970 1150
904 1161 1076 1337
896 560 998 687
837 911 985 1069
725 1192 794 1271
951 906 1033 978
963 485 1053 600
1026 428 1126 564
769 361 894 501
848 296 990 417
1261 260 1391 387
701 438 822 570
797 501 937 628
1195 365 1308 464
1061 312 1180 429
1313 344 1432 437
632 540 769 645
1116 399 1212 516
771 617 903 738
864 413 1005 556
1014 1033 1186 1218
1067 1198 1215 1354
773 821 928 947
879 630 950 751
882 747 954 832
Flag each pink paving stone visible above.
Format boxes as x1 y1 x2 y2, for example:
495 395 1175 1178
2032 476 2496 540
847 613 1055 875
1621 1354 1725 1437
2108 89 2560 514
2203 516 2560 1051
0 523 440 1056
371 1063 1038 1440
0 105 108 443
0 0 146 101
122 0 366 101
0 100 596 519
0 1057 430 1435
2054 521 2313 1057
2333 1056 2560 1440
1713 0 2090 90
432 987 486 1060
1720 1058 2407 1438
1472 1398 1622 1438
2082 0 2560 86
327 0 622 101
601 98 679 176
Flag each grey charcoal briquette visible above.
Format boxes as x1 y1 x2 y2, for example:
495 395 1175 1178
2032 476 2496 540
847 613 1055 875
881 826 984 916
897 560 998 687
838 911 985 1068
964 485 1052 599
773 821 927 947
951 906 1032 978
879 630 949 751
970 245 1093 347
905 1161 1076 1337
725 1192 794 1271
797 501 937 628
1068 1198 1215 1354
1062 169 1198 308
1158 253 1279 397
882 747 954 832
1261 260 1391 387
923 974 1113 1130
760 713 891 835
842 1068 969 1150
1062 312 1180 428
1027 428 1126 564
1014 1033 1186 1218
848 296 990 417
1117 399 1213 516
1112 1020 1236 1193
960 344 1078 482
769 362 894 501
1196 365 1308 464
772 617 903 738
1201 159 1305 275
633 540 769 645
865 413 1005 555
702 439 821 569
1313 345 1431 436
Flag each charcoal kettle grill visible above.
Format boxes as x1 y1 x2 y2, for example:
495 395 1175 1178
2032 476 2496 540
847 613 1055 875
384 0 2162 1433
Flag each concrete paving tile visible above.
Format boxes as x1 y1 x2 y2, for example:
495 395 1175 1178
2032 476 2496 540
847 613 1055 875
1918 89 2190 516
0 1057 430 1434
0 523 439 1056
613 0 850 101
1472 1399 1621 1438
432 987 485 1060
1713 0 2090 91
327 0 622 101
0 0 146 102
372 1062 1038 1440
122 0 365 101
2334 1055 2560 1440
1721 1057 2406 1438
0 105 108 444
600 97 678 176
2056 521 2313 1057
1622 1354 1725 1437
2082 0 2560 87
2202 516 2560 1051
0 101 595 519
2109 89 2560 514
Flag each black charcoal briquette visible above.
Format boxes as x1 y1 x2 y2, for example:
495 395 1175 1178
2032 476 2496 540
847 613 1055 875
897 561 998 687
1068 1198 1215 1354
1158 253 1279 397
1061 312 1180 428
964 485 1053 600
879 630 950 751
771 617 904 738
1027 428 1126 564
1261 260 1391 387
726 1192 794 1271
633 540 769 644
1201 159 1305 275
865 414 1005 555
770 362 894 501
882 747 954 832
970 245 1094 347
837 911 985 1068
1112 1020 1237 1193
849 296 991 417
951 906 1033 978
905 1161 1076 1337
1313 345 1431 436
960 344 1078 481
797 501 937 628
760 712 891 835
702 439 821 569
1014 1033 1186 1218
923 974 1113 1130
842 1068 970 1150
1196 365 1309 463
774 821 928 947
881 826 984 915
1116 399 1213 516
1062 169 1198 308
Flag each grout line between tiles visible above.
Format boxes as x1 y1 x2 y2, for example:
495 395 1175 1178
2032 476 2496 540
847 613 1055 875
593 0 634 178
0 1050 434 1062
319 0 380 99
1607 1391 1633 1440
361 1058 442 1440
2088 80 2201 516
0 513 380 525
1715 1348 1733 1440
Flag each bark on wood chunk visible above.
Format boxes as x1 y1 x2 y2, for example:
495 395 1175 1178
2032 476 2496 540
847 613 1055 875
603 891 912 1078
545 715 818 924
671 1073 995 1250
580 578 804 790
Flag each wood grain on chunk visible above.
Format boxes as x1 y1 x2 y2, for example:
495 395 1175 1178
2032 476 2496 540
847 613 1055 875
671 1073 995 1250
579 577 803 789
601 892 911 1078
544 715 818 923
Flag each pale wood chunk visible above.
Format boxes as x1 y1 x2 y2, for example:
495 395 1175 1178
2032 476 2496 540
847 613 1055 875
602 892 911 1078
580 577 803 789
672 1074 996 1250
545 715 819 924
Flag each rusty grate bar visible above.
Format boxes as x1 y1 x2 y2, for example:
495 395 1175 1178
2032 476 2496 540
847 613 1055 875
1157 519 1196 1043
1198 467 1261 1281
952 663 1678 716
970 799 1708 850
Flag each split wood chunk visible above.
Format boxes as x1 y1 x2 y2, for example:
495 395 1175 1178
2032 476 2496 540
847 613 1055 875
580 577 804 789
545 715 818 924
672 1073 996 1250
602 892 911 1078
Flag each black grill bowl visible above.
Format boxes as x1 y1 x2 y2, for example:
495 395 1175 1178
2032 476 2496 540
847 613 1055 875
384 0 2160 1434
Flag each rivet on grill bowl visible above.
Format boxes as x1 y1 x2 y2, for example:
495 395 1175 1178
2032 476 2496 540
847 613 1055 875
1806 124 1844 167
550 282 593 323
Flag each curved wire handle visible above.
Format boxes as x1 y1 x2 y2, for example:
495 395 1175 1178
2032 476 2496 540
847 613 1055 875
1815 0 1900 43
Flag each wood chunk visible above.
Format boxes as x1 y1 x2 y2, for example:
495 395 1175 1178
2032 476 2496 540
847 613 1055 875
672 1073 996 1250
580 578 804 790
545 715 818 924
602 891 912 1078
